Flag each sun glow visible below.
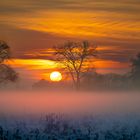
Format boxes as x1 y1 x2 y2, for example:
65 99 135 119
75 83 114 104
50 71 62 82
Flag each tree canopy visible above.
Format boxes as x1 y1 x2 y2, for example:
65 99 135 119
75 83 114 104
54 41 97 90
0 41 18 87
0 41 10 63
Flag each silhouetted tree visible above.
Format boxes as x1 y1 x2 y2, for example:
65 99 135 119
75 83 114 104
0 41 18 86
0 41 10 63
0 64 18 84
54 41 97 90
130 53 140 87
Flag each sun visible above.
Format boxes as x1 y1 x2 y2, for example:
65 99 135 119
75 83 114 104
50 71 62 82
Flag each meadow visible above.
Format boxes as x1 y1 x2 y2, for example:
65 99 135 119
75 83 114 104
0 91 140 140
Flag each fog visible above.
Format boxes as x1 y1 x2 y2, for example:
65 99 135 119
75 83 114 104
0 90 140 117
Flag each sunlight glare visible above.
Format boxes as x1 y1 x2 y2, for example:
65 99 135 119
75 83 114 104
50 71 62 82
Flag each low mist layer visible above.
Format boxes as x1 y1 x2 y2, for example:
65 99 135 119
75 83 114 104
0 91 140 116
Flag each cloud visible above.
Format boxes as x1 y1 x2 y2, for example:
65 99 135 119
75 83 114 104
0 24 72 58
0 23 139 63
1 0 140 15
0 0 140 78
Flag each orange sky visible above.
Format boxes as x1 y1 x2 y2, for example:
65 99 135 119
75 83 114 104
0 0 140 82
6 59 130 82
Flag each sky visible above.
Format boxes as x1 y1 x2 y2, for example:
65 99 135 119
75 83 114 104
0 0 140 82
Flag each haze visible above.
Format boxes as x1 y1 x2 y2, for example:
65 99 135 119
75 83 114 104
0 91 140 117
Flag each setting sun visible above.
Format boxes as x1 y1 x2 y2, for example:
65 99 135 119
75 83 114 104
50 71 62 82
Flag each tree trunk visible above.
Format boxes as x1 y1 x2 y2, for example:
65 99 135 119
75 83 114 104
75 73 80 91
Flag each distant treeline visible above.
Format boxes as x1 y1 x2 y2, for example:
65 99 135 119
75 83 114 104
82 53 140 91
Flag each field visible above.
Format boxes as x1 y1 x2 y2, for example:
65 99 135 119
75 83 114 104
0 91 140 140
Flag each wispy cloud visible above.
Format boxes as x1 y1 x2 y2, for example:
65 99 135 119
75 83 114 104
0 0 140 79
1 0 139 41
1 0 140 14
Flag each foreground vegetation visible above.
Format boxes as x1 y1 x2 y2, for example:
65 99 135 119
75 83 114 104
0 113 140 140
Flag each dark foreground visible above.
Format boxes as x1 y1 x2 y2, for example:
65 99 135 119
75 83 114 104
0 91 140 140
0 113 140 140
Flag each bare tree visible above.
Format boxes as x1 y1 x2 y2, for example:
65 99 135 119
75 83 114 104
54 41 97 90
0 41 10 63
0 41 18 86
0 64 18 84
